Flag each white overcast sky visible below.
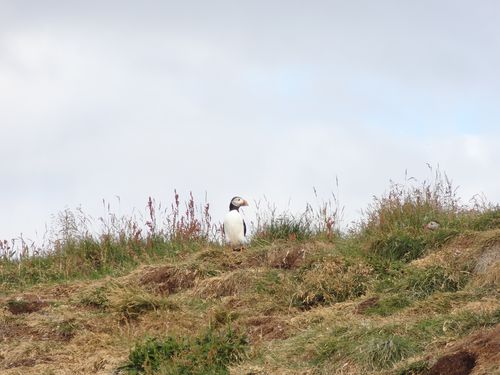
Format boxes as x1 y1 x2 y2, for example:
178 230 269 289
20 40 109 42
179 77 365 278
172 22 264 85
1 0 499 241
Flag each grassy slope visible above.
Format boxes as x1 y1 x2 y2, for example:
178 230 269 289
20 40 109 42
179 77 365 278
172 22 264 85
1 228 499 375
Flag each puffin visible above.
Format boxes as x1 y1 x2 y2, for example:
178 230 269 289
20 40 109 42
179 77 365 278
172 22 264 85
223 196 248 250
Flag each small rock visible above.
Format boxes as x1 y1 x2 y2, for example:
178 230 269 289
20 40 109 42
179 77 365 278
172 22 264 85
425 221 440 231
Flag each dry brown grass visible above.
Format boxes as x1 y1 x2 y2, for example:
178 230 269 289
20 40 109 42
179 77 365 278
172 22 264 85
411 229 500 269
191 269 262 299
414 325 500 375
138 264 201 294
1 230 499 374
293 257 373 309
267 245 307 269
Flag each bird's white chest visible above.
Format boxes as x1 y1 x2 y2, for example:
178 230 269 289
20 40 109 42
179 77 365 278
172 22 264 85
223 210 245 245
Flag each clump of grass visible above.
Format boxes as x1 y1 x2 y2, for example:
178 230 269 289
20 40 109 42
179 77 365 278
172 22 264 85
315 327 417 370
254 269 283 295
292 257 372 309
368 227 461 262
370 231 427 261
467 206 500 230
361 334 417 370
357 167 498 263
408 308 500 341
120 326 248 374
267 246 306 269
193 270 254 298
360 168 461 236
401 266 469 299
253 214 314 242
362 295 412 316
252 189 343 243
79 286 110 310
357 168 500 268
108 285 175 321
366 265 470 316
210 307 239 327
125 336 182 374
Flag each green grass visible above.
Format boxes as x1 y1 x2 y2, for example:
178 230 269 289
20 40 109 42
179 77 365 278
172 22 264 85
79 286 110 310
312 307 499 371
361 334 417 370
401 266 469 299
408 309 500 341
369 232 427 261
314 326 419 370
362 295 412 316
254 269 283 294
253 213 314 242
120 326 248 374
363 261 471 317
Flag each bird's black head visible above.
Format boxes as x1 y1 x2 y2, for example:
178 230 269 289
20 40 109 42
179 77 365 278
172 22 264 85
229 196 249 211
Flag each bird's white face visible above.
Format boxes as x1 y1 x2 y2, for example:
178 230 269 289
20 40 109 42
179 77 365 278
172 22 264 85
231 197 248 208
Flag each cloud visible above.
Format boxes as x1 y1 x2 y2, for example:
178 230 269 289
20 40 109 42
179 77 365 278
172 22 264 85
1 1 499 241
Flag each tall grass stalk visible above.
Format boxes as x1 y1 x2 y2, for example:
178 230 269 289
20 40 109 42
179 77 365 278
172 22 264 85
0 192 219 286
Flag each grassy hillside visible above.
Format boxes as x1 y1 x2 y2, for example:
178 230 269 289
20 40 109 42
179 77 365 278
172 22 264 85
1 176 499 374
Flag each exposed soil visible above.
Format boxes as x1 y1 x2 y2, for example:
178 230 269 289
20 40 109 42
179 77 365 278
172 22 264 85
139 265 199 294
428 351 476 375
268 246 306 269
429 326 500 375
0 321 35 341
5 357 54 369
0 319 75 343
245 316 290 341
5 294 48 315
355 296 380 314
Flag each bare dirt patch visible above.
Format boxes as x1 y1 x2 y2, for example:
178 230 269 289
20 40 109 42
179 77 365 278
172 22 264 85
429 351 476 375
5 356 54 369
245 316 289 342
5 294 48 315
139 265 199 294
0 321 35 341
355 296 380 314
0 318 76 343
268 246 306 269
430 326 500 375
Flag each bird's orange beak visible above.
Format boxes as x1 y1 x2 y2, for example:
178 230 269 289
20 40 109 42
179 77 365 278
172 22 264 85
242 199 249 206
